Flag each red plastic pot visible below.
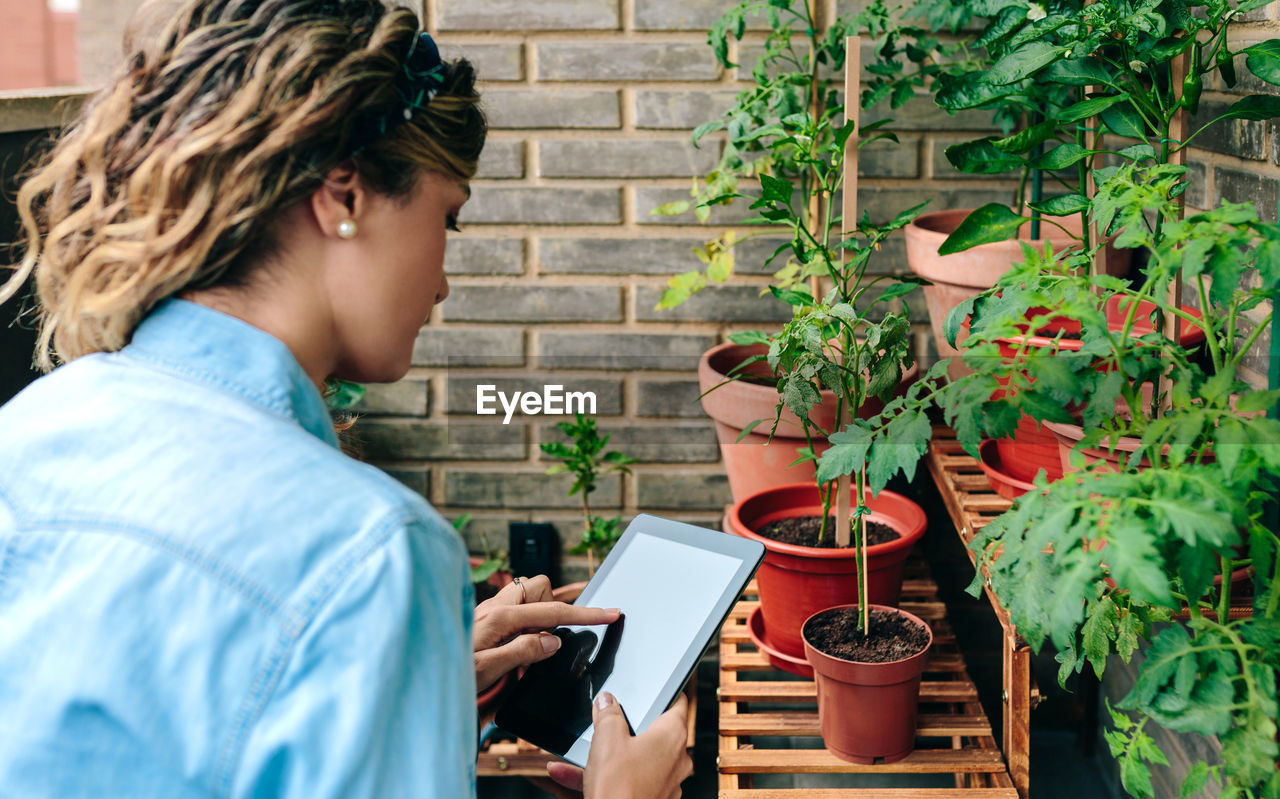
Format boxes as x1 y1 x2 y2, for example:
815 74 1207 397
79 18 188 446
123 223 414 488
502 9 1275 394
802 604 933 765
977 439 1036 499
726 482 927 658
905 208 1132 381
991 296 1206 483
699 342 918 503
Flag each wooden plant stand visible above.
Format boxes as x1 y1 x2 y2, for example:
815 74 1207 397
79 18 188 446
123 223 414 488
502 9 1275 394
715 427 1039 798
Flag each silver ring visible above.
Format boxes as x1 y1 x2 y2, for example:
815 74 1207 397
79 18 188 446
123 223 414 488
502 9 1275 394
512 576 526 603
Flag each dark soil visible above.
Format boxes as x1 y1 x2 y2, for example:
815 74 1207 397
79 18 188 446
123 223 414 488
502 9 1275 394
755 515 898 549
804 607 930 663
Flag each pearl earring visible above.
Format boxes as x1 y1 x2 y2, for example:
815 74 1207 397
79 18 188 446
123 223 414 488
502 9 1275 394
337 219 357 239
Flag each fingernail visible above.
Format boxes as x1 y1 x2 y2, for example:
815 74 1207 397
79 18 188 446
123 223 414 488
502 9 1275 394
595 691 614 710
606 608 621 615
541 634 560 654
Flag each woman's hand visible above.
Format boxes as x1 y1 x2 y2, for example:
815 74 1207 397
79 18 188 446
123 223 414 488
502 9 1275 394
544 691 693 799
473 574 619 693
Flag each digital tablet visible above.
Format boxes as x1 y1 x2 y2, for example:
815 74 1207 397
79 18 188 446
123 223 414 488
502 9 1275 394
494 514 765 766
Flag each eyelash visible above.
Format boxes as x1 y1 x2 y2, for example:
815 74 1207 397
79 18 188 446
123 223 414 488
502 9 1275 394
446 215 461 233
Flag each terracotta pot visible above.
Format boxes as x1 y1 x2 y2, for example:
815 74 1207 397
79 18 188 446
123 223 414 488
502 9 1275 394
726 482 927 658
905 208 1132 381
977 439 1036 500
802 604 933 764
991 296 1206 484
699 341 919 503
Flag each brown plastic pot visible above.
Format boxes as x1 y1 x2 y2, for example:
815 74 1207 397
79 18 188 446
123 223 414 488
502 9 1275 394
699 341 919 503
802 604 932 765
905 208 1132 381
726 482 927 658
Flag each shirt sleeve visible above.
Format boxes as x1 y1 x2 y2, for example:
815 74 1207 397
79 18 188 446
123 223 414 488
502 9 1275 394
227 517 477 799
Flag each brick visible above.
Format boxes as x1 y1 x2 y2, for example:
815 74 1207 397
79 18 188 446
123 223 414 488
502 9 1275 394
1234 51 1280 97
736 43 839 82
351 379 429 416
634 285 792 323
537 333 716 370
635 471 731 509
475 140 524 180
438 0 619 31
444 237 524 276
448 377 622 416
537 42 718 82
633 0 736 30
1215 167 1279 222
443 470 622 509
539 139 720 179
862 95 998 132
635 187 762 226
539 236 791 276
539 422 719 463
635 379 705 418
1188 100 1266 160
358 420 526 461
442 285 622 324
464 187 622 225
442 42 524 82
858 186 1014 225
1240 314 1272 380
484 89 620 129
412 327 524 368
634 90 740 129
861 136 919 178
1185 161 1207 211
378 466 428 497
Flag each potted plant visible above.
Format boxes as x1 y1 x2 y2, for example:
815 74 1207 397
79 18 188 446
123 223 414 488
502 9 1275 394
540 413 635 580
934 35 1280 799
655 0 923 502
930 0 1280 488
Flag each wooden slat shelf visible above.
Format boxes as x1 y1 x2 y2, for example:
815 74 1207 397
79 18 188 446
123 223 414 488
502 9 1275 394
716 567 1018 798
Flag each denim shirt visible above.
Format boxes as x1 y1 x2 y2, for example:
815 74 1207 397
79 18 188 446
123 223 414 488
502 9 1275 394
0 300 476 798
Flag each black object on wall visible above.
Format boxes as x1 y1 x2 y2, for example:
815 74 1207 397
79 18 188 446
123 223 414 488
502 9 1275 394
0 130 51 406
509 522 559 586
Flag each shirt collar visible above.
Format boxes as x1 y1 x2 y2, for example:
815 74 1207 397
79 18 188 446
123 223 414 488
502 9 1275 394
126 299 340 449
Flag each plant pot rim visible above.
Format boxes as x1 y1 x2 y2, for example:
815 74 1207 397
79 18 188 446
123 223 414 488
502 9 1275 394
746 604 813 678
729 482 927 560
992 298 1207 353
1042 421 1143 453
801 603 933 668
699 341 921 402
977 439 1037 496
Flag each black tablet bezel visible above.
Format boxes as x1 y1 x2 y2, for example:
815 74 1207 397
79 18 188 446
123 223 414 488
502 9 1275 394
493 513 765 766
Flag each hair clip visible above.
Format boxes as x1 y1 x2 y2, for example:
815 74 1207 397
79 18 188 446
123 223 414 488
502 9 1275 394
346 32 446 158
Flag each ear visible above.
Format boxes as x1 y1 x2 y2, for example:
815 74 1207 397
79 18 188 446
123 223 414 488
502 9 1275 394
309 161 368 239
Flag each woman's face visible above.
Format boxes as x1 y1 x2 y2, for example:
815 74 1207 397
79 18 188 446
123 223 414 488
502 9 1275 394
327 172 468 384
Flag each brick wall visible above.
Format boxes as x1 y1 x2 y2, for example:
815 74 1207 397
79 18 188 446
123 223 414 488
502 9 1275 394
17 0 1280 577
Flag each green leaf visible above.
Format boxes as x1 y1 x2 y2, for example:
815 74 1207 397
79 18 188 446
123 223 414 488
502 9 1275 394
938 203 1027 255
759 173 794 204
816 426 872 483
874 281 920 305
1178 763 1211 799
945 139 1023 174
1058 94 1125 124
1244 40 1280 86
985 41 1064 85
1101 103 1147 139
935 71 1020 111
323 378 366 411
471 557 505 583
867 410 933 493
691 120 726 147
1042 58 1112 85
735 417 767 442
991 120 1059 154
651 200 691 216
1027 193 1090 216
1030 142 1092 170
1221 94 1280 121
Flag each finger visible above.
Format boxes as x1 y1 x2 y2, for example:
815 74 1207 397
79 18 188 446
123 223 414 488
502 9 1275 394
485 602 620 636
590 691 631 743
528 774 581 799
646 693 691 742
545 762 585 792
475 631 561 685
489 574 554 607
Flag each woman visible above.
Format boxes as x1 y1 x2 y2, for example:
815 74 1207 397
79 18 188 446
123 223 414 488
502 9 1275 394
0 1 692 797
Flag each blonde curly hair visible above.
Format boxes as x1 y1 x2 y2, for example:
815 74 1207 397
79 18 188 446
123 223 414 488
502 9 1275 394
4 0 485 371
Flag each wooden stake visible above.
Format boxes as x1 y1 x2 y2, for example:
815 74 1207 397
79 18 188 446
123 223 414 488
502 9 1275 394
834 35 860 550
1164 50 1189 351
